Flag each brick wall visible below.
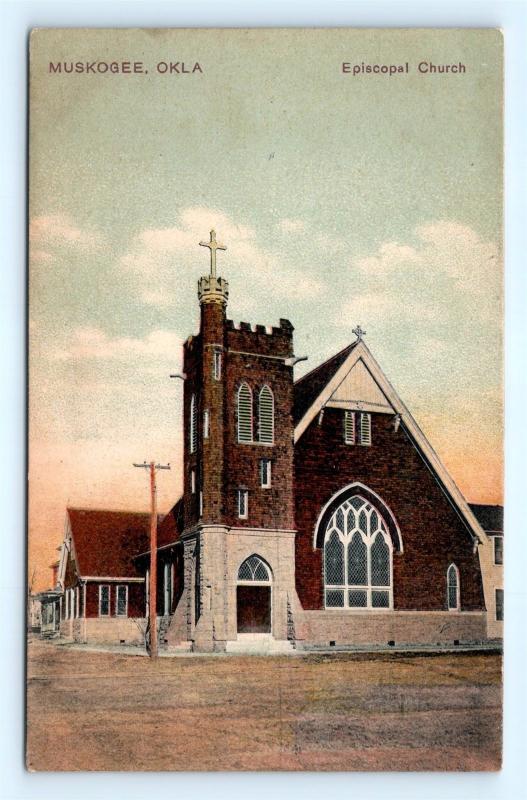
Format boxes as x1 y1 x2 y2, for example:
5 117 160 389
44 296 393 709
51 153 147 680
223 333 294 530
183 333 203 529
182 309 295 533
84 581 145 618
294 408 485 612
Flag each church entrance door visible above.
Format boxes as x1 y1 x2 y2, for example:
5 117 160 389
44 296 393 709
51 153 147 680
236 555 272 635
237 585 271 633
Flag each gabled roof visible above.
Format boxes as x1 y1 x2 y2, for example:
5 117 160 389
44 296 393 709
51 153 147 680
66 508 152 578
469 504 504 535
293 343 357 425
293 339 488 546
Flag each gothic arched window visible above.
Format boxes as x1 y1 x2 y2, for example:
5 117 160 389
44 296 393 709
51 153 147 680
447 564 460 610
323 495 393 609
237 383 253 443
258 385 274 444
237 555 271 582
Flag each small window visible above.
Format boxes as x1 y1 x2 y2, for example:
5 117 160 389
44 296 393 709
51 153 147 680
99 585 110 617
203 409 210 439
447 564 460 611
495 588 504 621
189 394 198 454
116 585 128 617
199 491 203 518
260 458 272 488
359 412 372 446
191 469 196 494
344 410 355 444
237 488 249 519
258 385 274 444
494 536 503 565
213 350 222 380
237 383 253 443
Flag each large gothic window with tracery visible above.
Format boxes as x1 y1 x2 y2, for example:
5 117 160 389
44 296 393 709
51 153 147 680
323 495 393 609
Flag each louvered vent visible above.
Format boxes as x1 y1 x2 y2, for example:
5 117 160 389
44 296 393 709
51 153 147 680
360 412 372 446
258 385 274 444
237 383 253 443
344 410 355 444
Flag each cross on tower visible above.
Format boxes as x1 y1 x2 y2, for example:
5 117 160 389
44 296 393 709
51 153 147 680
352 324 366 341
199 229 227 278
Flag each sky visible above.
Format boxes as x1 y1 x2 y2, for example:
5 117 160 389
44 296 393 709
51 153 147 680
29 28 503 591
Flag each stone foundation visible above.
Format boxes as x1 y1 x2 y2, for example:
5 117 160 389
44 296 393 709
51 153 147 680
296 610 487 647
61 617 147 645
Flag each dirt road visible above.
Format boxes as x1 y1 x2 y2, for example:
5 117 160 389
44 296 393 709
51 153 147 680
26 640 502 771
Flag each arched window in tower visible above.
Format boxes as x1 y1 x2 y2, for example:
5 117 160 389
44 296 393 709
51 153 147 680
447 564 460 610
189 394 198 454
258 385 274 444
237 383 253 443
323 494 393 609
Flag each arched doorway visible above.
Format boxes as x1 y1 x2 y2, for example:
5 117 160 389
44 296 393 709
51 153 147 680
236 555 272 634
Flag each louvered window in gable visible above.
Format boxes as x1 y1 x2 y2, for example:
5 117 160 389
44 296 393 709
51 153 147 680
359 412 372 446
258 385 274 444
344 410 355 444
237 383 253 443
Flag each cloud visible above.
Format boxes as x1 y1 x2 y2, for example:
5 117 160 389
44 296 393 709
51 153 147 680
120 206 324 311
30 213 104 251
50 327 183 363
279 218 306 234
355 241 422 273
335 221 501 331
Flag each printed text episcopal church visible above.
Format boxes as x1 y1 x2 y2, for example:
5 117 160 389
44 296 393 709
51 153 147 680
54 231 502 651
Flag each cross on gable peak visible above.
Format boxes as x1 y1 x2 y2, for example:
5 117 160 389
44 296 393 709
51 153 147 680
352 324 366 342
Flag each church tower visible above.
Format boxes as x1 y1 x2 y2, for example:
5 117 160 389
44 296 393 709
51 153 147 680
176 231 298 652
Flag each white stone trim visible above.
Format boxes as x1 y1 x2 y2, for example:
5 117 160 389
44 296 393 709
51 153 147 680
228 349 289 362
326 399 394 413
228 526 296 538
295 341 488 545
313 481 403 552
82 576 145 583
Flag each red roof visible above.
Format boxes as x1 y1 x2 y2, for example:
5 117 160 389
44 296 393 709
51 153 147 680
67 508 153 578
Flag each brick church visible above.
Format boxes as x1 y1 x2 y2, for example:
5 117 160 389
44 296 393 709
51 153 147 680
54 230 502 652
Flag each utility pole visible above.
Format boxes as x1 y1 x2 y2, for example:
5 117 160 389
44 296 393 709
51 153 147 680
133 460 171 659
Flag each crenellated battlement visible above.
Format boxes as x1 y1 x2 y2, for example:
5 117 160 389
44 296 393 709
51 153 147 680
226 318 293 336
225 317 294 357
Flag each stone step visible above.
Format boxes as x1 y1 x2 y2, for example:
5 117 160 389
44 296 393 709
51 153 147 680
163 641 193 653
226 635 295 655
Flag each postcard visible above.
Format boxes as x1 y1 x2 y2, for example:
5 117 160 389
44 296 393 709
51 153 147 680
28 27 503 771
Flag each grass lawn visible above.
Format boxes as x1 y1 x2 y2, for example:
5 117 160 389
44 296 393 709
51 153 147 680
26 639 502 771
